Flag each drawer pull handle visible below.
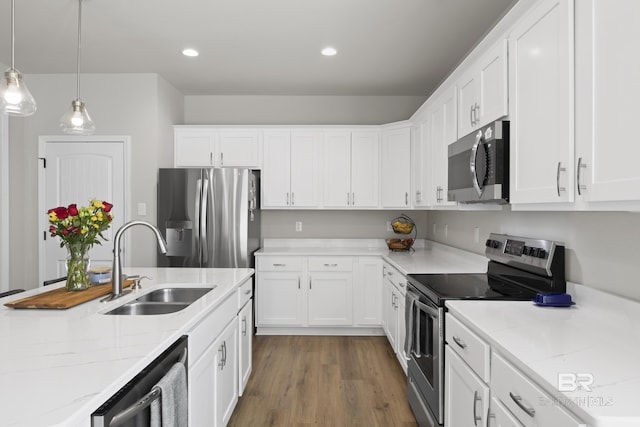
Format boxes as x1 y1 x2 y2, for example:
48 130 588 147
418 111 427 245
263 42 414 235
452 336 467 349
272 263 286 267
244 289 251 295
473 390 481 426
509 392 535 417
323 263 338 267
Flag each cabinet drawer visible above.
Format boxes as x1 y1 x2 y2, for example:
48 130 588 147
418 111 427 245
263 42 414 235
491 352 585 427
383 263 408 295
307 257 353 272
445 313 490 382
257 256 304 271
237 278 253 309
188 293 237 366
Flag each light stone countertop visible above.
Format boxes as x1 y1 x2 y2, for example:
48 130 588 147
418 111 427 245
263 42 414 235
446 283 640 427
255 238 488 275
0 267 253 427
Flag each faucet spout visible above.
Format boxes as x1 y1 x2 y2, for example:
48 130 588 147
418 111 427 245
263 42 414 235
102 220 167 302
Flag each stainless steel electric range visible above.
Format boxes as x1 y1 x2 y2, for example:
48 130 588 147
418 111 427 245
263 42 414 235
404 233 566 427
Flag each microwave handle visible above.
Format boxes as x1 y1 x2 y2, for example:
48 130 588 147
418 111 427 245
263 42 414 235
470 130 485 197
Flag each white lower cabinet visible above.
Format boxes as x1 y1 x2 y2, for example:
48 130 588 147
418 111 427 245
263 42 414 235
354 257 383 326
188 293 239 427
307 268 353 326
382 262 408 372
237 279 253 396
445 346 490 427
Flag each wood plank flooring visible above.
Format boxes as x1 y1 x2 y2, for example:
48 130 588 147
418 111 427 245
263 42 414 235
229 336 418 427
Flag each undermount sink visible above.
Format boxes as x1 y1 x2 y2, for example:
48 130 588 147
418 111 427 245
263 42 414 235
135 287 216 303
104 286 216 315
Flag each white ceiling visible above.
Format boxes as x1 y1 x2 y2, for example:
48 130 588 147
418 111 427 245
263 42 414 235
0 0 516 96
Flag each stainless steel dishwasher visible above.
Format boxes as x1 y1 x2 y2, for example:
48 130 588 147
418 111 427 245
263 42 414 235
91 335 188 427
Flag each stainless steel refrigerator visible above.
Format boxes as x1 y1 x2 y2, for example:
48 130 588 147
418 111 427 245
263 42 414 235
157 168 260 268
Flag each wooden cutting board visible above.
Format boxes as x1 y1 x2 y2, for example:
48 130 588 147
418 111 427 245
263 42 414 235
4 280 134 309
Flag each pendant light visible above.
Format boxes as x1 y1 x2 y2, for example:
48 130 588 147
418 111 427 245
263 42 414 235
0 0 37 116
60 0 94 134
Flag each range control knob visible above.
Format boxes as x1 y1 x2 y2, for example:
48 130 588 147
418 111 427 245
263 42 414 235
537 249 547 259
485 239 501 249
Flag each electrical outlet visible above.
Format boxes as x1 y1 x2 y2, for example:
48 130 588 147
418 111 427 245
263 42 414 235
444 224 448 238
432 223 437 235
474 227 480 243
386 221 392 232
295 221 302 232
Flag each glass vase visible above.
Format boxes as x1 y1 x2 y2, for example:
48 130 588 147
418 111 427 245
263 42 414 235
66 246 91 291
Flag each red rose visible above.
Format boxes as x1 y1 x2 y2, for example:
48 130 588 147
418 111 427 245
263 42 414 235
102 201 113 212
53 206 68 219
67 204 78 216
62 228 69 236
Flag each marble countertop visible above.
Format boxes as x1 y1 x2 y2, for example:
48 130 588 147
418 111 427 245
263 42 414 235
255 239 488 275
446 283 640 427
0 267 253 427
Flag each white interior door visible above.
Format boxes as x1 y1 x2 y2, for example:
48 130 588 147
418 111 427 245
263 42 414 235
38 137 127 286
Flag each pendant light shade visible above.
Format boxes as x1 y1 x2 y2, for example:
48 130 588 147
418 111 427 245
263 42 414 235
60 0 94 135
0 0 37 116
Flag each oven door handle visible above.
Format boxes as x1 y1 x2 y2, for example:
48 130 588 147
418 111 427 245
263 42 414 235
404 295 416 357
409 297 440 359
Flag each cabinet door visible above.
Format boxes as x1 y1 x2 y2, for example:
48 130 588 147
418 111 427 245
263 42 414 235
412 123 428 207
354 257 383 326
307 272 353 326
478 39 508 127
351 131 380 208
290 132 321 207
256 271 303 325
218 131 260 168
215 320 238 427
576 0 640 202
489 397 524 427
381 127 412 208
262 132 291 208
396 292 407 373
444 347 490 427
428 89 457 207
174 129 216 167
457 69 479 139
189 335 217 426
238 301 253 396
384 280 398 350
509 0 574 204
322 132 352 208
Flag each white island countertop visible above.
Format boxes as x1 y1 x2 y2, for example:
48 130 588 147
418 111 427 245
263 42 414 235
0 267 253 427
255 239 488 275
446 283 640 427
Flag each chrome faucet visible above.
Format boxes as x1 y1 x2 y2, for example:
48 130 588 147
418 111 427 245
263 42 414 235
101 220 167 302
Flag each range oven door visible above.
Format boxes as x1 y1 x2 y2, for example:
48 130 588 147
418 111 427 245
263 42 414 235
405 285 444 426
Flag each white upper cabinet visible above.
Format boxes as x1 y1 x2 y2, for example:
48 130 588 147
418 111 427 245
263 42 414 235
508 0 574 205
411 124 428 207
322 131 380 208
174 127 260 168
574 0 640 204
262 131 320 209
381 126 412 208
427 87 457 207
457 39 508 139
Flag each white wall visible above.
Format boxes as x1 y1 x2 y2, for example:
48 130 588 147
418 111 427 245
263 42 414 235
185 95 427 125
427 210 640 302
8 73 182 289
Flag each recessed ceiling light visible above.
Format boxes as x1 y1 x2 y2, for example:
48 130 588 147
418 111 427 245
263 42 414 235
321 47 337 56
182 48 199 57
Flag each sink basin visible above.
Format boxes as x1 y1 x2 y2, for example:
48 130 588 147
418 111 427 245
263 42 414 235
105 302 189 315
103 286 216 315
134 287 215 303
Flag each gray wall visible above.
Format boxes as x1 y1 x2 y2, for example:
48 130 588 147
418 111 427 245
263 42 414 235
261 210 427 240
8 73 183 289
427 210 640 302
184 95 427 125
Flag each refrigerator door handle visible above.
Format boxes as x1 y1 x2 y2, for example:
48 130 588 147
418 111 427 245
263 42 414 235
194 177 203 265
200 176 210 266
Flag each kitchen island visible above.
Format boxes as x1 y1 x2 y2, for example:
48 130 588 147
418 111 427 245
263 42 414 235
0 267 253 427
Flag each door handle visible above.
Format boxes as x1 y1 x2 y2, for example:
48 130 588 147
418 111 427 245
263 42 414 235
291 192 295 205
509 392 535 417
577 157 587 195
452 335 467 349
242 315 247 336
473 390 482 426
405 192 409 206
286 192 290 205
220 152 224 166
556 162 566 197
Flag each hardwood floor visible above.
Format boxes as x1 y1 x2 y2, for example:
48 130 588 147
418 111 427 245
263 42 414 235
229 336 418 427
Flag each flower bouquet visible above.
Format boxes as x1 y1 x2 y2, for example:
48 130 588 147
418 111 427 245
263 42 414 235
47 199 113 291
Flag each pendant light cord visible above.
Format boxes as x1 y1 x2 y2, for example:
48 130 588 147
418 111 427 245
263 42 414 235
76 0 83 100
10 0 15 69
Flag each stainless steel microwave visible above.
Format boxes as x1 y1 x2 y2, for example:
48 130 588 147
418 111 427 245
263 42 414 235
447 120 509 203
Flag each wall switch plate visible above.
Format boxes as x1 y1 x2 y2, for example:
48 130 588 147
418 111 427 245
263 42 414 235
433 223 437 235
444 224 448 237
474 227 480 243
295 221 302 232
386 221 392 232
137 202 147 216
